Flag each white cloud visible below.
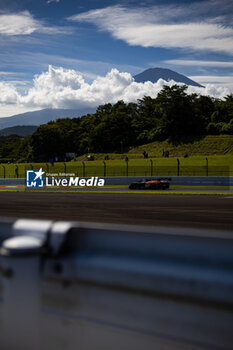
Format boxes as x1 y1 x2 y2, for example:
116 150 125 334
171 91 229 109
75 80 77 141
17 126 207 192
0 72 19 76
0 66 231 117
0 81 19 104
0 11 70 36
189 75 233 90
163 60 233 68
68 4 233 54
190 75 233 83
20 66 135 109
47 0 60 3
186 84 230 99
0 105 41 118
0 11 40 35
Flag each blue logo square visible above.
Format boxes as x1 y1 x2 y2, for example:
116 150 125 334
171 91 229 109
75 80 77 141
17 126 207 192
26 169 44 188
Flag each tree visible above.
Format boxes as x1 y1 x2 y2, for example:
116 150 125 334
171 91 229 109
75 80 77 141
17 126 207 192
212 94 233 123
89 101 136 152
0 135 22 160
154 85 200 140
131 96 160 143
30 124 64 161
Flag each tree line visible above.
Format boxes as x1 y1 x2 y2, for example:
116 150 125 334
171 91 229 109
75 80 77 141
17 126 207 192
1 85 233 162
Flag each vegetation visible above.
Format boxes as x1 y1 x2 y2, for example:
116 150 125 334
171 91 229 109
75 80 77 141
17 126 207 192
0 135 23 162
128 135 233 157
0 85 233 163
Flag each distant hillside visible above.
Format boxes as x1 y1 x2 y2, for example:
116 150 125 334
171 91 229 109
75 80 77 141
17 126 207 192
0 125 37 137
134 68 203 88
0 107 96 130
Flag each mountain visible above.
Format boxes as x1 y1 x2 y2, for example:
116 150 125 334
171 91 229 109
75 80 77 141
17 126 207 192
0 107 95 130
134 68 203 87
0 125 37 137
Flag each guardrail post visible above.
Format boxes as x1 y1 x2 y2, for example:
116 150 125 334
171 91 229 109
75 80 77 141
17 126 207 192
0 236 42 350
82 162 85 177
150 159 153 176
177 158 180 176
103 161 106 177
30 164 33 170
2 165 5 179
64 162 67 174
206 157 208 176
0 219 72 350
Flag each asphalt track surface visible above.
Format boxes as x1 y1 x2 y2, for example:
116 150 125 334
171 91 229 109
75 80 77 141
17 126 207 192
0 185 232 193
0 191 233 232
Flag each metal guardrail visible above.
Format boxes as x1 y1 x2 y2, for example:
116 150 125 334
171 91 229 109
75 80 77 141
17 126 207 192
0 219 233 350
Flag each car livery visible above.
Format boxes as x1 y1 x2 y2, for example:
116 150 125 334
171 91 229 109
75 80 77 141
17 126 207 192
129 178 170 190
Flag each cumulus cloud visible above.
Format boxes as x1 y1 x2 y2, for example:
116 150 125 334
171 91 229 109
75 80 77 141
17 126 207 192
0 81 19 104
68 3 233 54
185 84 230 99
20 66 135 109
0 66 231 116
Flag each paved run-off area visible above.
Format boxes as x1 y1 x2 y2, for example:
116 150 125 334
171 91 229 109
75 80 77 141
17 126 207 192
0 192 233 232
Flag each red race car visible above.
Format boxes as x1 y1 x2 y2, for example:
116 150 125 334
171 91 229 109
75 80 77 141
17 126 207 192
129 178 170 190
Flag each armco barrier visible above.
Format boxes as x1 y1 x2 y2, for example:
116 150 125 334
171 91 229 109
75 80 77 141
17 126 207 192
0 219 233 350
1 176 233 186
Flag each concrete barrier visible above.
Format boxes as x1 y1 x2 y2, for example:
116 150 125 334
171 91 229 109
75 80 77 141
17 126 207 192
0 178 25 186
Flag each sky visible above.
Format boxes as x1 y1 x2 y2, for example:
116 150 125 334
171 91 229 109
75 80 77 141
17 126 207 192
0 0 233 118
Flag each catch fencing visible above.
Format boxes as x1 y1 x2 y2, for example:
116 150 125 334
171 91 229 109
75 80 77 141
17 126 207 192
0 159 230 178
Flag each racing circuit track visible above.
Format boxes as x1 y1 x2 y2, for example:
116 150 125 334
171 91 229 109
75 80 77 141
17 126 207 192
0 191 233 232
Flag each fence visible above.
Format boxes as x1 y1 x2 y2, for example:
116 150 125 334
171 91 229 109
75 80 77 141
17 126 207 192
0 159 230 178
0 219 233 350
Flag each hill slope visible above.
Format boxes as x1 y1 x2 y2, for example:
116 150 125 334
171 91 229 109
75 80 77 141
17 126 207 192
0 125 37 137
0 107 95 130
74 135 233 161
128 135 233 157
134 68 203 87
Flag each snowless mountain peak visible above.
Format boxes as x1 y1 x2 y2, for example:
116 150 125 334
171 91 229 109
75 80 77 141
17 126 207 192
133 67 203 88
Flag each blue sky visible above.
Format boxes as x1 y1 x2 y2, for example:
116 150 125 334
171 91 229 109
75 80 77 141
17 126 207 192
0 0 233 117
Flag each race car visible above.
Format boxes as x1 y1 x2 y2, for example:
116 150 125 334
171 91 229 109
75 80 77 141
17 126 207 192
129 178 170 190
